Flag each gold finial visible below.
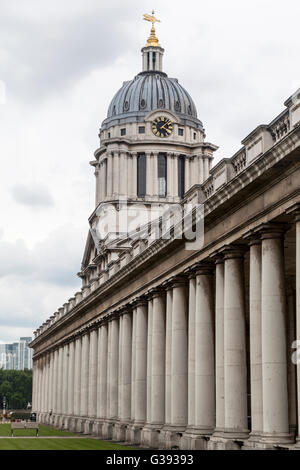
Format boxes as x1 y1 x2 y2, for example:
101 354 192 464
143 10 161 47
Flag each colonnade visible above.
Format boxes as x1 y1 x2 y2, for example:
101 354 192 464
95 152 211 204
32 214 300 449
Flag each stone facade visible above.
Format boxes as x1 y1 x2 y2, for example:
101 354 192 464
30 29 300 450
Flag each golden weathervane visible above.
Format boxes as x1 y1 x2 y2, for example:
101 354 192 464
143 10 161 47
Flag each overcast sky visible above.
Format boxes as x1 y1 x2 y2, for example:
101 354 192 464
0 0 299 343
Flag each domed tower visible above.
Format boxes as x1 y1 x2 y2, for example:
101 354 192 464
91 12 218 207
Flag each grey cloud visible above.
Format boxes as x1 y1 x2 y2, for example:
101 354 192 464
12 183 54 207
0 224 83 287
0 0 140 103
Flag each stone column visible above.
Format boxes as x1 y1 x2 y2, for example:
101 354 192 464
296 212 300 442
146 297 153 425
121 311 132 422
260 224 290 443
287 285 297 436
48 352 53 415
164 284 173 428
194 264 215 437
167 153 173 197
106 322 112 421
41 357 46 414
113 152 119 196
171 278 188 428
80 333 90 417
131 152 137 198
37 358 41 414
185 157 190 193
40 358 44 415
97 324 108 420
118 315 123 422
213 256 225 435
95 166 100 206
40 357 45 414
172 154 178 196
152 152 158 198
187 271 196 431
68 341 75 416
62 344 69 417
223 245 248 438
151 290 166 425
286 204 300 443
57 347 63 416
52 349 59 415
119 152 127 196
73 337 82 417
107 152 113 197
131 307 137 424
134 300 148 425
109 316 119 419
88 329 98 418
146 151 152 197
248 236 263 440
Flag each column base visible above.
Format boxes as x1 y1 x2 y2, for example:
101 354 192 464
75 418 86 433
181 427 212 450
257 432 295 449
160 425 186 449
126 422 144 445
92 419 104 436
83 419 94 435
102 420 114 440
68 417 77 432
141 424 163 448
207 429 249 450
53 414 61 427
242 432 263 449
113 422 127 442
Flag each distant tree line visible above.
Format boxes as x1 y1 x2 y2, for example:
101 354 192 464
0 369 32 410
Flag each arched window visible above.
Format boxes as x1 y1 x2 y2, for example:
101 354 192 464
178 155 185 198
137 153 146 197
158 153 167 197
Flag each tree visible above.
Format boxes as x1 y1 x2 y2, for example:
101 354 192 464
0 370 32 410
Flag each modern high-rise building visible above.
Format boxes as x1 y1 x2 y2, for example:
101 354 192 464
0 338 33 370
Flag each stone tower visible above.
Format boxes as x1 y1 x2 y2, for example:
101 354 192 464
91 13 217 209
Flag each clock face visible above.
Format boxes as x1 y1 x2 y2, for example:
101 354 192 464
152 116 173 138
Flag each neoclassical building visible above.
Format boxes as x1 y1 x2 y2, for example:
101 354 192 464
30 15 300 450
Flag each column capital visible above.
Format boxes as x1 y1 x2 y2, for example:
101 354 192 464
168 274 188 288
286 202 300 222
209 250 224 264
219 244 248 260
183 265 198 278
253 222 289 240
118 304 132 315
130 296 148 308
242 229 262 246
194 261 215 276
147 286 165 299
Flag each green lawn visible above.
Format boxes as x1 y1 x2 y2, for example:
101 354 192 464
0 438 136 450
0 424 136 450
0 424 76 437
